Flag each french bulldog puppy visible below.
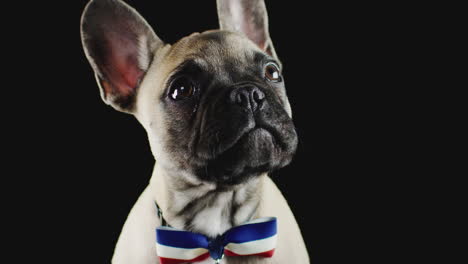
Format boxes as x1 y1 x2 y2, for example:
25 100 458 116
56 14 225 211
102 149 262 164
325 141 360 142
81 0 309 263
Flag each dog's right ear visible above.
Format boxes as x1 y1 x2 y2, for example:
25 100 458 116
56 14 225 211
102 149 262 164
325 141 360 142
217 0 278 60
81 0 164 113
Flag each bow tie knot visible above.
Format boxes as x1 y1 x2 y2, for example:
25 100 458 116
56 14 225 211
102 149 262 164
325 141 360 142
156 217 277 263
207 234 226 260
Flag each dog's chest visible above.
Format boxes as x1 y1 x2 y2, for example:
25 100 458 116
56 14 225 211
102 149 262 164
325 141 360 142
169 181 260 237
186 191 234 236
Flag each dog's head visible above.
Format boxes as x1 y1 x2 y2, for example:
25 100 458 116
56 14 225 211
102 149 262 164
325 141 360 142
81 0 297 186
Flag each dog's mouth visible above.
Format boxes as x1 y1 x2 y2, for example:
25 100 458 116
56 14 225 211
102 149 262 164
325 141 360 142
234 127 277 159
194 124 296 185
219 125 279 157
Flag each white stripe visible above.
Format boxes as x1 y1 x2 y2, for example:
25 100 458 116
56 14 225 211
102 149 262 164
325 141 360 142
156 243 208 260
224 234 277 255
242 217 276 225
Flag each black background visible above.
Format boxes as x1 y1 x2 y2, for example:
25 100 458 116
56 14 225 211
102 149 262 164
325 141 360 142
11 0 422 263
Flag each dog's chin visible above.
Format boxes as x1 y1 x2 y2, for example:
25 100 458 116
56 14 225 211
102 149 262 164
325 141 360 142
194 128 296 186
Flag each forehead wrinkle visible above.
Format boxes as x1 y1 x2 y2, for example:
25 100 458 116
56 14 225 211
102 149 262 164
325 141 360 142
167 31 264 84
199 42 259 81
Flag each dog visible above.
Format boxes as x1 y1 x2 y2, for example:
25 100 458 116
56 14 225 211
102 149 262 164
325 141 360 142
81 0 309 263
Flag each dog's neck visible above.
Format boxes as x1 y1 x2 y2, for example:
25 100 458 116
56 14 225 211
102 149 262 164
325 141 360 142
150 163 265 238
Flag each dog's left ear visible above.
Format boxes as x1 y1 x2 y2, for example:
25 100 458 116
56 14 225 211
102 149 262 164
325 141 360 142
81 0 164 113
217 0 278 60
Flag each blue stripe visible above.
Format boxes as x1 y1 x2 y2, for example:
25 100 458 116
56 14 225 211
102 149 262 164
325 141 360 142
224 218 277 244
156 228 209 249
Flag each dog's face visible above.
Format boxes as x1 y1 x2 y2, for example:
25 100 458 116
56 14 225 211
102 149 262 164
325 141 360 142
143 31 297 185
81 0 297 186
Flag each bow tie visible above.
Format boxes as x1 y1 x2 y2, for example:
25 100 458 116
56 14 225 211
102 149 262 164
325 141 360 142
156 217 277 263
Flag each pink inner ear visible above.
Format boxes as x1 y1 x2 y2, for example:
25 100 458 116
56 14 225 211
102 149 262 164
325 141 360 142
241 22 267 51
228 0 267 51
103 33 144 97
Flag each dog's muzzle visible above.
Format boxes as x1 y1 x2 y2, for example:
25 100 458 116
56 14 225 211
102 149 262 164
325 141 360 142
191 81 297 185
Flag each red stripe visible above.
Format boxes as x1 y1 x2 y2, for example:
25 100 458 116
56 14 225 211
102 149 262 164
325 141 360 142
159 252 210 264
224 249 275 258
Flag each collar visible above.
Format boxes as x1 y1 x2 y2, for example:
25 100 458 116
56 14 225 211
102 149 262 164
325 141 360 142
154 200 170 227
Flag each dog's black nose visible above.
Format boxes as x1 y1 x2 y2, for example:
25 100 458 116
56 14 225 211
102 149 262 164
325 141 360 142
230 85 265 112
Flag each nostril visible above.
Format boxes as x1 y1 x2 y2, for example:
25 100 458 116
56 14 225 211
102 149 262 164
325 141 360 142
236 90 249 107
229 85 265 112
252 88 265 103
236 93 242 104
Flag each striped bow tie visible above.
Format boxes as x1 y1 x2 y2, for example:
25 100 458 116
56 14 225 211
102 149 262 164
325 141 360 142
156 217 277 263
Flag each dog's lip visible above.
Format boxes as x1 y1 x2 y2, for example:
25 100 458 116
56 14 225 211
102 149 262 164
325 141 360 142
193 118 289 162
254 124 288 150
220 124 285 155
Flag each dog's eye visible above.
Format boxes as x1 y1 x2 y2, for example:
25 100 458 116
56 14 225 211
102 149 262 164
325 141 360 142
169 77 196 100
264 63 282 82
